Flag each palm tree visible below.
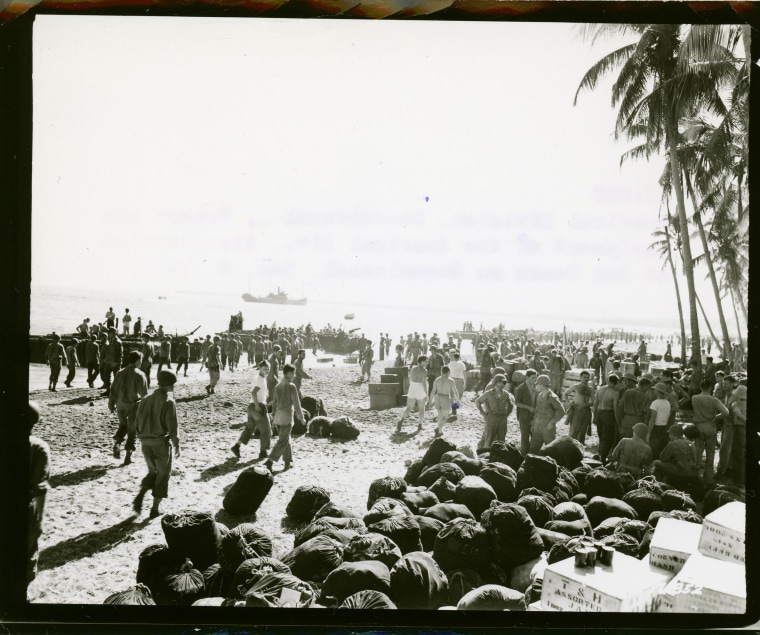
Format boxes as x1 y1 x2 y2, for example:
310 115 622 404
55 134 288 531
574 24 741 364
648 216 687 366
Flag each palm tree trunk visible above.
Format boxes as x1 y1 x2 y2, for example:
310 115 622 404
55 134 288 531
667 118 701 364
665 225 688 367
685 177 733 359
695 291 722 357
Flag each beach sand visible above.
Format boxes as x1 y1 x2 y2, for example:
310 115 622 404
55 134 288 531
27 356 600 604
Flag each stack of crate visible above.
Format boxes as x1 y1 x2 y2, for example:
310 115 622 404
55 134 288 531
540 550 674 612
368 366 409 410
655 501 745 613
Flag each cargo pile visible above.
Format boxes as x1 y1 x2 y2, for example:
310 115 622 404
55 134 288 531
101 434 745 611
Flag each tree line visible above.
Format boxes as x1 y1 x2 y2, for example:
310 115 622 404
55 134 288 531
575 24 749 368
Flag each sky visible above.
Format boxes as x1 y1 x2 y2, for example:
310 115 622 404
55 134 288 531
31 15 738 332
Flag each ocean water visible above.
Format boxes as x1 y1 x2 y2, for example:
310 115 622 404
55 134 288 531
28 284 677 352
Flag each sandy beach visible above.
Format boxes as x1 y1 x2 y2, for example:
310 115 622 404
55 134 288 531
29 356 599 604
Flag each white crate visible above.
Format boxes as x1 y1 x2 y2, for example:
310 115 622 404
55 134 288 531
657 552 745 614
541 551 674 612
649 518 703 574
698 501 745 564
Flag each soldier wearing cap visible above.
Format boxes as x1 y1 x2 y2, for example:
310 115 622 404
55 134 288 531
44 333 67 392
530 374 565 453
205 335 222 395
231 360 271 460
133 369 180 518
474 372 514 451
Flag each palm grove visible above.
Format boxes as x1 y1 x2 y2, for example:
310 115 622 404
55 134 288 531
574 24 749 368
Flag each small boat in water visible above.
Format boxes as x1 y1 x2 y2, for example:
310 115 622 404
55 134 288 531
344 313 355 320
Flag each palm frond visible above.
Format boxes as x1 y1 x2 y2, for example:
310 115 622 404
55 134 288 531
573 43 638 105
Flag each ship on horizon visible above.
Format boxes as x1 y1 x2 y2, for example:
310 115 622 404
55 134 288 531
242 286 307 306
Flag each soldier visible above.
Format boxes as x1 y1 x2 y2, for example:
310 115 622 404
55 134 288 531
231 361 272 461
44 333 67 392
110 351 148 466
293 349 312 398
264 364 304 473
157 335 172 375
176 337 190 377
63 338 80 388
133 369 180 519
84 333 100 388
140 333 155 388
205 336 222 395
102 328 124 395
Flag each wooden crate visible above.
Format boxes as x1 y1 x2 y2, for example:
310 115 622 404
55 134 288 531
380 373 399 384
649 518 703 574
369 382 401 411
384 366 410 394
541 551 674 612
657 553 745 613
698 501 745 564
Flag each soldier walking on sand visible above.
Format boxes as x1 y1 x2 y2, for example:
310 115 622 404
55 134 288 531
231 360 272 461
157 335 172 375
44 333 67 392
84 333 100 388
133 369 180 519
102 328 124 395
176 337 190 377
264 364 304 473
110 351 148 466
140 333 155 388
430 366 459 438
63 338 80 388
205 335 222 395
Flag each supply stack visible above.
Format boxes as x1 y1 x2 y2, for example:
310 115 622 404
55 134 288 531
538 540 673 612
535 501 746 613
369 366 409 410
654 501 746 613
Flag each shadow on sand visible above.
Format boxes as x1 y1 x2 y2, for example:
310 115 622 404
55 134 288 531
50 464 117 488
196 456 257 482
52 394 107 406
38 514 149 571
176 394 208 404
